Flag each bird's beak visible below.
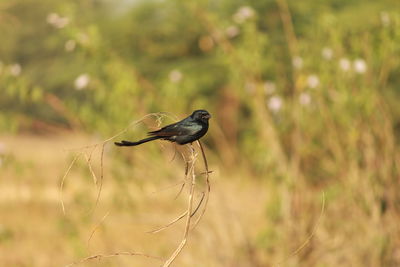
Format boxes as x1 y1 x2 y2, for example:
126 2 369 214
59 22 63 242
203 114 211 119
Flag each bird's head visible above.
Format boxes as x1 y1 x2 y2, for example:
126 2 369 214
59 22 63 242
191 109 211 123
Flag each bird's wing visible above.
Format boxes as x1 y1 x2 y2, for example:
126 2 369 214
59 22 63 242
148 120 201 137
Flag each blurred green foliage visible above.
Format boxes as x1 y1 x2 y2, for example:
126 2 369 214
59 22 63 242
1 0 399 175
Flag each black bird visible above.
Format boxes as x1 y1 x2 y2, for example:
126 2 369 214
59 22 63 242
115 110 211 147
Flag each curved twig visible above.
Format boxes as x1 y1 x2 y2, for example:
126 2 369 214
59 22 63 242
147 192 205 234
86 212 110 252
275 191 326 265
60 112 176 214
65 251 163 267
60 153 83 215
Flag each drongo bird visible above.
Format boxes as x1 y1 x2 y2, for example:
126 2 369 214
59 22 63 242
114 110 211 147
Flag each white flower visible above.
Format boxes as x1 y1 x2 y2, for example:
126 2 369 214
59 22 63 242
267 96 283 113
264 81 276 94
299 92 311 106
65 40 76 52
307 74 320 89
225 26 240 38
46 13 59 24
238 6 254 18
169 69 183 83
353 58 367 74
46 12 69 29
339 58 351 72
233 6 255 24
74 74 90 90
292 56 303 69
322 47 333 60
380 12 390 27
9 63 22 76
55 17 69 28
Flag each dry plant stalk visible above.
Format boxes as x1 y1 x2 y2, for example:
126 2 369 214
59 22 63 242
192 140 211 229
86 211 110 252
65 251 163 267
61 113 211 266
162 145 198 267
275 192 326 266
60 112 176 215
147 192 205 234
148 140 210 234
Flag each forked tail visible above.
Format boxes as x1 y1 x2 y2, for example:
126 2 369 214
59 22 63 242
114 136 160 146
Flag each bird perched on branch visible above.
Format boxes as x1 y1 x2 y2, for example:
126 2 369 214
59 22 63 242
115 110 211 147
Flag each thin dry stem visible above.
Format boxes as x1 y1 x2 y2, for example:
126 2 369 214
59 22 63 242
174 151 189 199
174 182 186 200
147 192 205 234
91 143 105 214
162 145 197 267
275 192 326 266
60 112 174 215
191 140 211 229
86 212 110 252
147 142 209 234
150 181 185 195
65 251 163 267
84 146 98 185
148 210 188 234
60 153 82 215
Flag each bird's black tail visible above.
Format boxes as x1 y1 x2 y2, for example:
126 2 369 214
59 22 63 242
114 136 161 146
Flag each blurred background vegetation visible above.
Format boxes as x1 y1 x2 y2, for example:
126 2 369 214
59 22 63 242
1 0 400 266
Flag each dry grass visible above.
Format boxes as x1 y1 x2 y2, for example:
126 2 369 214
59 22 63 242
0 132 399 266
0 134 268 266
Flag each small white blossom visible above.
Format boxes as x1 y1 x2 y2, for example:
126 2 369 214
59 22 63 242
339 58 351 72
46 13 59 24
9 63 22 76
55 17 69 28
292 56 303 69
353 58 367 74
299 92 311 106
233 6 255 24
322 47 333 60
169 69 183 83
65 40 76 52
264 81 276 94
307 74 320 89
380 12 390 27
267 96 283 113
225 26 240 38
46 12 69 29
74 73 90 90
